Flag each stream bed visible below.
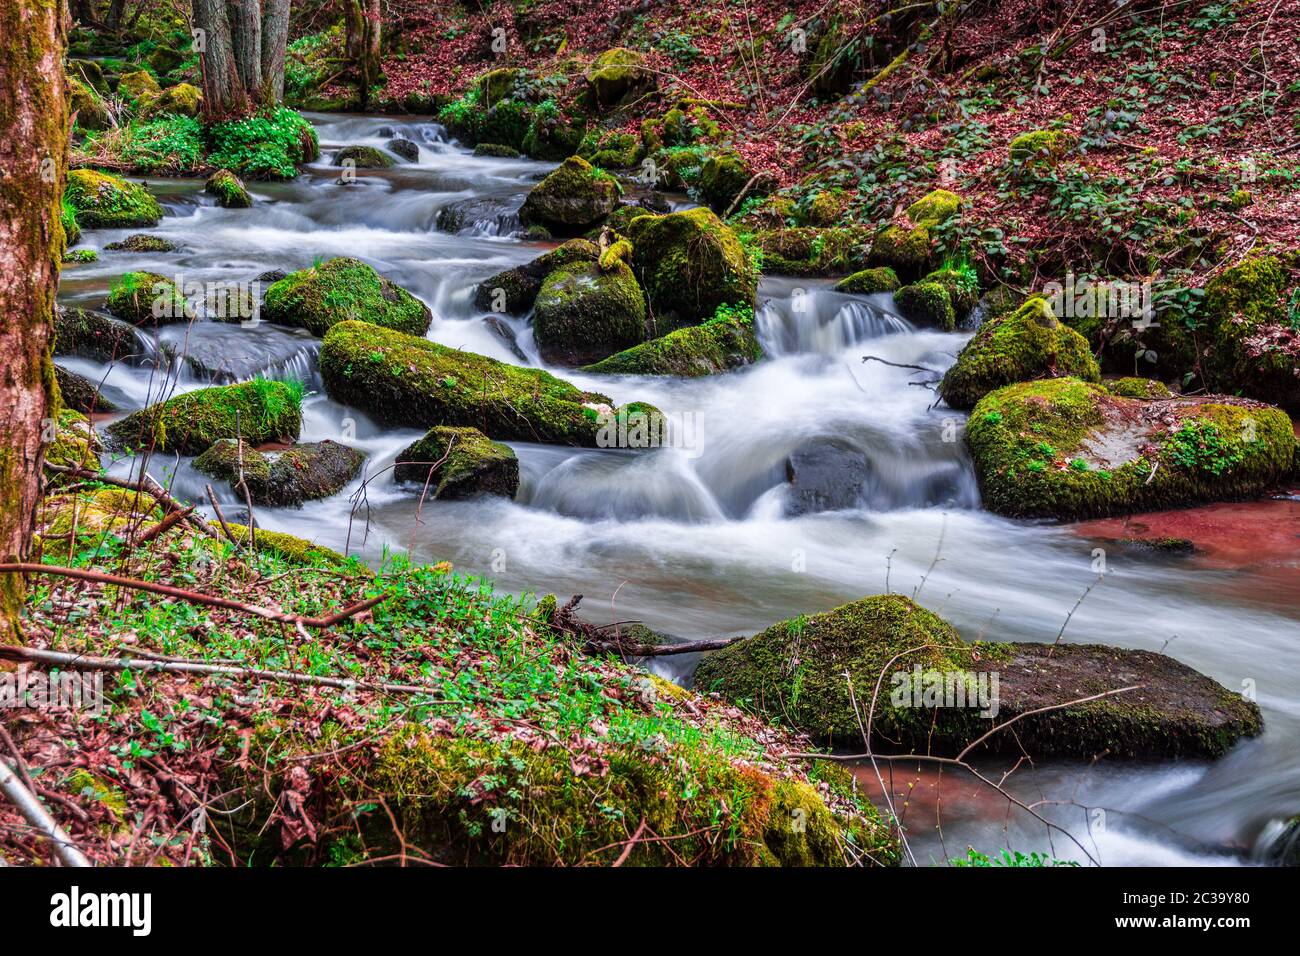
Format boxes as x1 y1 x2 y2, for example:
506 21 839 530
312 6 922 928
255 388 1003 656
58 112 1300 866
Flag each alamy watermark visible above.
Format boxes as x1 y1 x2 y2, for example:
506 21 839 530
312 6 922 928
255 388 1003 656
1043 273 1156 328
890 665 1000 718
1 669 104 715
593 407 705 459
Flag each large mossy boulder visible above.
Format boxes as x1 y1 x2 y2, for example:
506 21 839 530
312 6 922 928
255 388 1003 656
64 170 163 229
139 82 202 118
105 271 191 326
694 594 1262 759
755 226 871 277
394 425 519 499
519 156 621 235
967 377 1297 519
106 379 303 455
205 169 252 208
1203 255 1300 413
55 307 140 362
261 257 431 337
194 438 364 506
835 267 900 295
534 260 646 365
939 297 1100 409
869 188 962 278
585 48 652 107
699 151 755 213
627 207 757 327
584 303 761 376
117 69 160 101
473 239 599 315
894 281 956 331
320 320 649 446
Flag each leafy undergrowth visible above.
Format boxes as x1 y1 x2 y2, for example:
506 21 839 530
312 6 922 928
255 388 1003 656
1 491 896 866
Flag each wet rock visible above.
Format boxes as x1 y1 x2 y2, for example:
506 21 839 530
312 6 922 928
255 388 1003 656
388 137 421 161
205 169 253 208
473 143 521 158
105 271 192 326
261 257 431 336
54 307 141 363
519 156 621 235
583 302 761 376
255 269 288 285
106 379 302 455
473 239 598 315
394 425 519 499
939 297 1099 409
104 233 178 252
895 281 957 331
194 438 364 507
534 259 646 365
694 594 1262 759
154 323 318 383
435 196 520 236
784 438 873 516
967 377 1297 519
320 320 656 446
483 315 528 362
63 170 163 229
333 144 394 168
54 365 116 414
835 267 900 295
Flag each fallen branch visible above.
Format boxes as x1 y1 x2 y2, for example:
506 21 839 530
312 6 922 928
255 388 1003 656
0 563 385 629
133 505 194 546
862 355 932 373
0 645 445 698
44 463 221 541
0 757 92 868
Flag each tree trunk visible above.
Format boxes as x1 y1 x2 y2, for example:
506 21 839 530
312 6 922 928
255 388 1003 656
0 0 69 645
194 0 246 118
229 0 262 98
260 0 291 102
344 0 383 108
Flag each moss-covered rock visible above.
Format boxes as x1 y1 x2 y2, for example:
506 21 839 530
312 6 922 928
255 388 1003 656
222 523 351 568
627 207 757 327
578 128 642 168
194 438 364 507
834 267 901 295
921 267 980 321
519 156 621 235
1008 129 1073 168
44 409 102 471
389 137 421 161
583 303 761 376
521 111 584 161
139 82 202 118
1107 377 1172 399
54 365 116 414
333 144 394 168
42 486 161 539
755 226 872 277
105 271 191 326
473 142 520 158
699 151 754 213
939 297 1100 409
205 169 252 208
394 425 519 499
534 259 647 365
69 77 109 130
895 281 956 331
64 170 163 229
473 239 599 315
1203 255 1300 412
967 377 1297 519
320 320 648 446
61 199 81 247
261 257 431 337
54 307 140 362
585 48 652 108
106 379 303 455
104 233 178 252
868 190 963 278
117 69 160 102
694 594 1262 758
478 100 533 152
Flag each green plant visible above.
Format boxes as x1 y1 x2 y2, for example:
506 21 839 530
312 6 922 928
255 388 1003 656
206 107 319 180
953 848 1079 867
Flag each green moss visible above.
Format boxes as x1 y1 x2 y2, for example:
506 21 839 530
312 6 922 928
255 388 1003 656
1107 377 1171 399
222 523 351 568
905 189 962 226
628 207 758 325
584 302 762 376
521 109 584 161
834 267 900 295
69 77 109 130
54 366 115 413
107 379 303 455
586 47 650 107
519 155 621 233
475 67 526 105
43 486 162 538
104 233 176 252
579 129 642 168
118 114 206 174
473 143 521 158
755 226 872 276
699 151 753 212
117 69 160 102
60 197 81 248
922 266 980 318
534 259 647 365
204 169 252 208
44 409 101 471
55 308 137 362
939 297 1101 409
194 439 364 506
64 170 163 229
393 426 519 499
105 271 189 326
320 320 646 446
870 223 933 276
139 82 202 117
1204 255 1298 410
262 257 431 337
967 377 1297 518
805 190 848 227
895 281 956 331
333 144 393 168
473 239 599 315
1008 129 1073 167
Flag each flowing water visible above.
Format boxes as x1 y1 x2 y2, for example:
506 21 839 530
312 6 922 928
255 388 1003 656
59 113 1300 866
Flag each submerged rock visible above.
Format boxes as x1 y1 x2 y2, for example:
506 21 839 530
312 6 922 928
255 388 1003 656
261 257 431 337
473 239 598 315
64 170 163 229
694 594 1262 759
54 307 141 363
967 377 1297 519
320 320 652 446
534 259 646 365
194 439 364 507
106 379 303 455
388 137 421 161
784 438 872 515
583 303 761 376
939 297 1099 409
519 156 620 235
394 426 519 499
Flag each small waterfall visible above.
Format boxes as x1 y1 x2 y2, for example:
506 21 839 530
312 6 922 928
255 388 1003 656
756 287 912 356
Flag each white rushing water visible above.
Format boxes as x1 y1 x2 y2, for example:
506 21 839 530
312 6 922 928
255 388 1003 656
60 113 1300 866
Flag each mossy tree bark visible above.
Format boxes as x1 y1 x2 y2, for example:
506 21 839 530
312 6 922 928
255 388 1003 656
0 0 68 645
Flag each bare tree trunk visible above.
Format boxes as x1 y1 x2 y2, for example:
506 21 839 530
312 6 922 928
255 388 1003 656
194 0 246 118
344 0 383 108
230 0 262 97
0 0 69 645
260 0 291 103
